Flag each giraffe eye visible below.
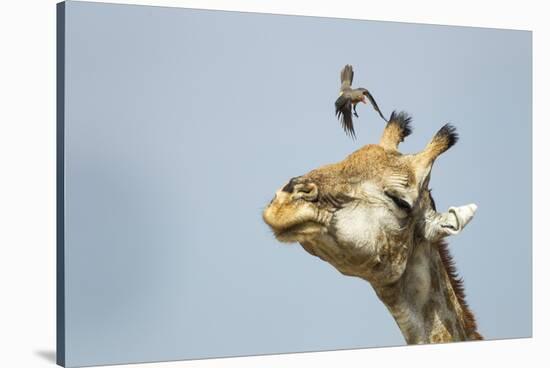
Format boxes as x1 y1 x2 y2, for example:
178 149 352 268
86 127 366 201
385 192 412 213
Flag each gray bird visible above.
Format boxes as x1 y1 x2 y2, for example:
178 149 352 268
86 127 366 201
334 64 388 138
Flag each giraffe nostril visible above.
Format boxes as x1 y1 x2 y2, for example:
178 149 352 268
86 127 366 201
281 177 299 193
281 177 319 201
297 185 313 194
295 183 319 201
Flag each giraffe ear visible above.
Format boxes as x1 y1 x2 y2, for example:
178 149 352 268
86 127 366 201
423 204 477 241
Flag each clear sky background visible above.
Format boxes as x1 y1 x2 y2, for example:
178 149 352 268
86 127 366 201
62 1 532 366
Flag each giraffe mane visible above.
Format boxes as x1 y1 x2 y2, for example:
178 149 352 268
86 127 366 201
436 240 483 340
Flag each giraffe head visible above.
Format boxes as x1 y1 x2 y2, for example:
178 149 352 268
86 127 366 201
262 112 477 286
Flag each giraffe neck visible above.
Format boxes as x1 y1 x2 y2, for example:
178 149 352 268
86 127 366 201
371 240 473 344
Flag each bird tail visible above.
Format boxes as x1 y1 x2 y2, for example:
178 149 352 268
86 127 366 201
340 64 354 86
335 95 356 139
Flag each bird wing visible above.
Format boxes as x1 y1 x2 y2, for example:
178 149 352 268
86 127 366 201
363 89 388 122
335 94 356 139
340 64 354 91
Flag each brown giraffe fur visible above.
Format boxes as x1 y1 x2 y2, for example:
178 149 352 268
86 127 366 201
263 111 482 344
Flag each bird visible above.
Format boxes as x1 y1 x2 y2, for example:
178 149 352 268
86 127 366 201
334 64 388 138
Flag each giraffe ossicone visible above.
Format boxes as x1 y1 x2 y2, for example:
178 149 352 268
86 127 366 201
263 111 482 344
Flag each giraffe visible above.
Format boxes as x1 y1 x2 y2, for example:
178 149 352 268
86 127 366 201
262 111 482 344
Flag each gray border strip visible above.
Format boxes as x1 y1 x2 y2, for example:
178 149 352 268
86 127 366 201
56 2 66 366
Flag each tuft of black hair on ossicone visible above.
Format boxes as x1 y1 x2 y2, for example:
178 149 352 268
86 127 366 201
389 110 413 140
435 123 459 149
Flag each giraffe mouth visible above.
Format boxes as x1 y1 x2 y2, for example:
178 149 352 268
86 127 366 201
273 221 324 243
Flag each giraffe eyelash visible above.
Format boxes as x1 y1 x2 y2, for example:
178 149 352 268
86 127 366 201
384 191 412 213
